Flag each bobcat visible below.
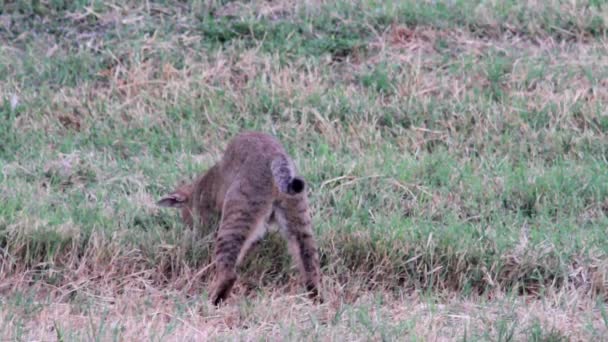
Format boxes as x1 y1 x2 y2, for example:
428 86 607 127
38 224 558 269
157 132 322 305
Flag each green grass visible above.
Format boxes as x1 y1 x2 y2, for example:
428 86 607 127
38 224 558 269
1 0 608 340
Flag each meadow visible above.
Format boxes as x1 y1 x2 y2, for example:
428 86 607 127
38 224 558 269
1 0 608 340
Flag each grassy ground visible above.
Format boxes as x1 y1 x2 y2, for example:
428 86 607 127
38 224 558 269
1 0 608 340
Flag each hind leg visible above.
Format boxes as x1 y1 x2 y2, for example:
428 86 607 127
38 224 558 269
275 195 322 302
210 186 272 305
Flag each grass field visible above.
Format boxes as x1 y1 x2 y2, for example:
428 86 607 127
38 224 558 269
1 0 608 340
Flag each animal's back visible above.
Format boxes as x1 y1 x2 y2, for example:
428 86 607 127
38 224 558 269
219 132 290 192
221 132 286 166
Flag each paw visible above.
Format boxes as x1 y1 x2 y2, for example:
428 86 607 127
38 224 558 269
211 274 237 306
306 284 323 304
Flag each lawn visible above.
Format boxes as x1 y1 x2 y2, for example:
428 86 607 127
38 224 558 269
1 0 607 340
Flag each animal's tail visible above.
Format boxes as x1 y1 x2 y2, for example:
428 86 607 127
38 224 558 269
270 155 306 195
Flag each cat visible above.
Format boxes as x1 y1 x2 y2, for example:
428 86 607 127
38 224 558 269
157 132 322 305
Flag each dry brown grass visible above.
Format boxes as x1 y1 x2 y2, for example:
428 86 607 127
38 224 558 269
1 274 605 341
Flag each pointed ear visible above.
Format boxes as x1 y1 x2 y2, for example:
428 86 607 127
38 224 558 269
156 192 188 208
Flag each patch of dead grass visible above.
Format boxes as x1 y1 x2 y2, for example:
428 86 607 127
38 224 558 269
0 277 604 340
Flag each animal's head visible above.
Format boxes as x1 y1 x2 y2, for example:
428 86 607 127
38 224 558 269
157 181 194 208
157 180 195 227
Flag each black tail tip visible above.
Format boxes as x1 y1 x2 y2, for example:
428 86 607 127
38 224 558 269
288 177 306 194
